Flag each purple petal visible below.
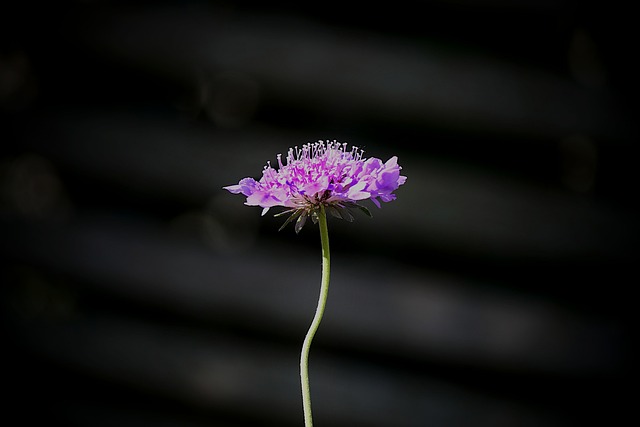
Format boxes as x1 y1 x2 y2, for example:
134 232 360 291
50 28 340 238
346 180 370 200
223 184 243 194
224 177 259 197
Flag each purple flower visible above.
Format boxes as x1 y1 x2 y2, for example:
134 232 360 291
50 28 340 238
224 140 406 232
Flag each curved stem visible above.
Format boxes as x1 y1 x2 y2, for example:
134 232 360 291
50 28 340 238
300 205 330 427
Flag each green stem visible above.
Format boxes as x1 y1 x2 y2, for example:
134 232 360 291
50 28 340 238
300 205 330 427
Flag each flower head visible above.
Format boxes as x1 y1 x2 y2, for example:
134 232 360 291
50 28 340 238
224 140 406 232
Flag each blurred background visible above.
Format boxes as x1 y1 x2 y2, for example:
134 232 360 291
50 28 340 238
1 1 637 426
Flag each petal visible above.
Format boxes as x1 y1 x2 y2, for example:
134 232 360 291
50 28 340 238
246 192 280 208
302 175 329 196
377 168 400 189
223 184 243 194
384 156 399 168
346 180 370 200
224 177 259 196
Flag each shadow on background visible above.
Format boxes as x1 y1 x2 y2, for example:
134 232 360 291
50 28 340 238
2 1 636 426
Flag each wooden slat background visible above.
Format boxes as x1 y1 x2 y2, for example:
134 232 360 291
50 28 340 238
1 2 636 426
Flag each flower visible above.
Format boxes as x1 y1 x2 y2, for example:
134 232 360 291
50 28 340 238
224 140 407 232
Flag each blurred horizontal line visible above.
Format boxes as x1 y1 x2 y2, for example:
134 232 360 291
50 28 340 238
1 213 624 375
12 311 568 427
78 8 631 139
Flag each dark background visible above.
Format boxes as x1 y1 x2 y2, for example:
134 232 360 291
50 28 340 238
2 1 636 426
